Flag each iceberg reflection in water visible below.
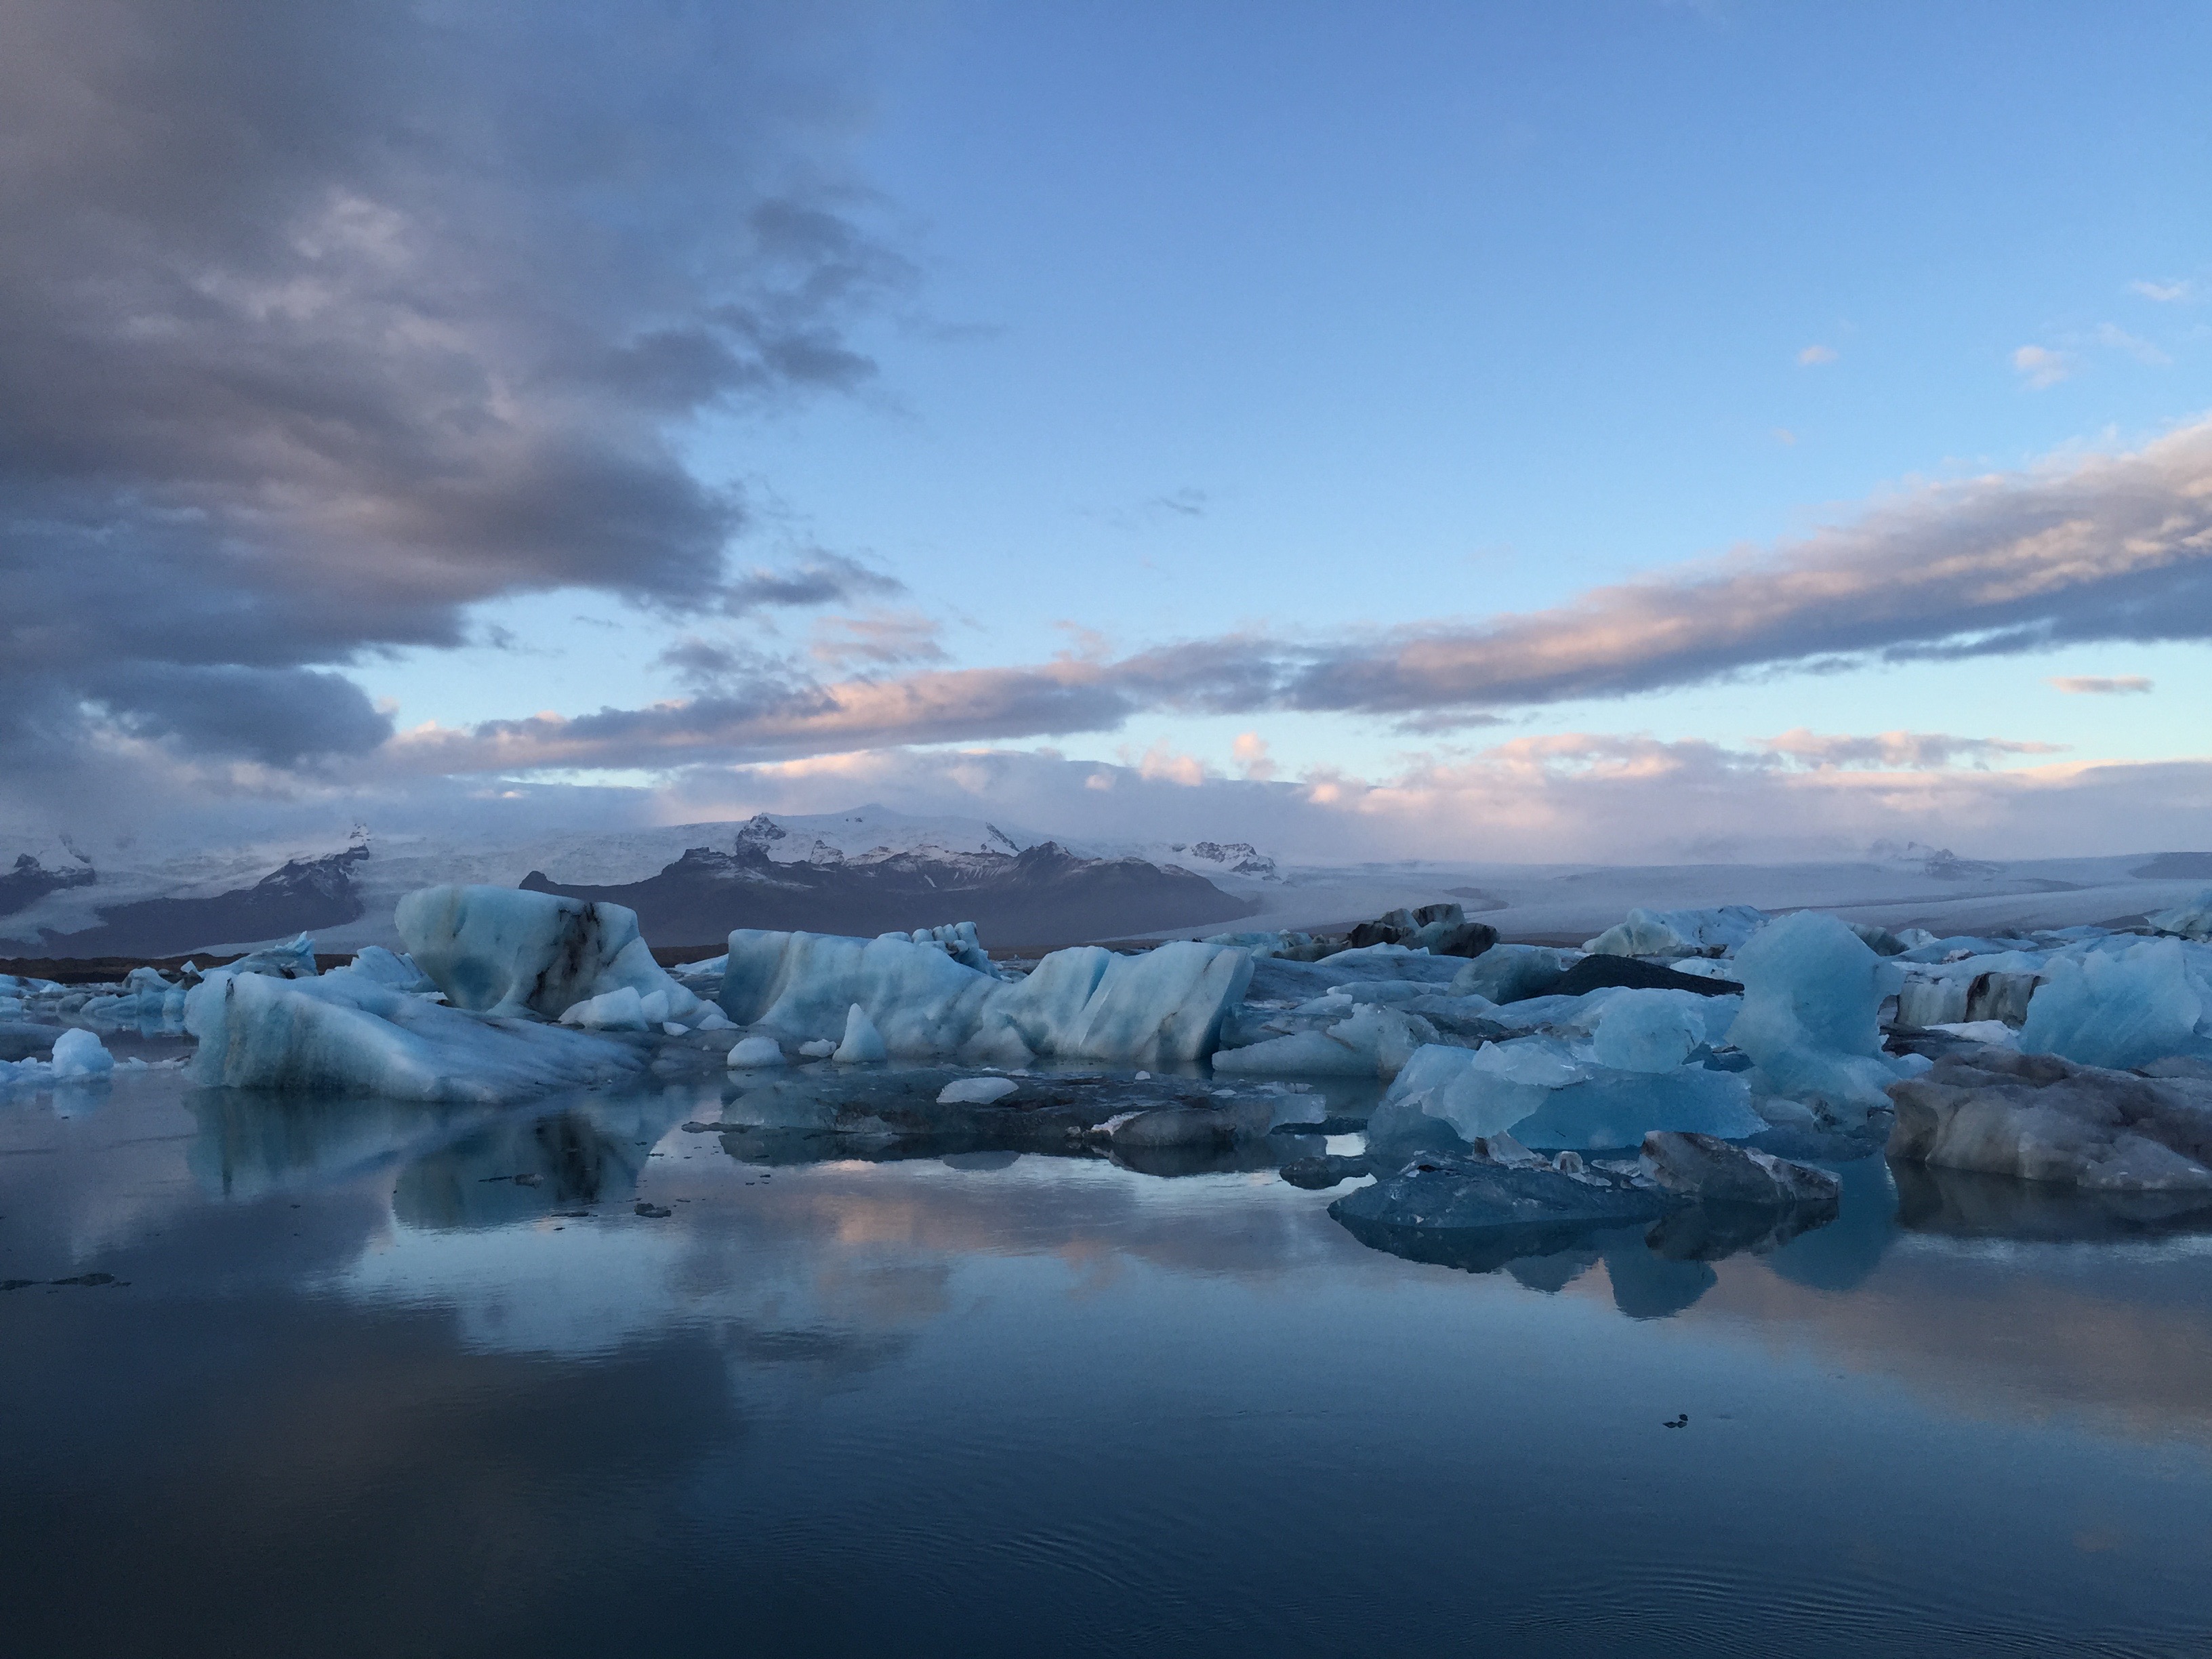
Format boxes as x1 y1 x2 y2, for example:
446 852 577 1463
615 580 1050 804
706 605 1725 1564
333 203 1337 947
4 1069 2212 1658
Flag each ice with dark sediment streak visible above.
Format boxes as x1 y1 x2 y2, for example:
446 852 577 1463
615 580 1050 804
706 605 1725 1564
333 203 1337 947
397 884 705 1023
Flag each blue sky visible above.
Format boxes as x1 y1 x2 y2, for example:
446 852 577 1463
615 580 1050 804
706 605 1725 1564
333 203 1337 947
9 2 2212 859
359 3 2212 769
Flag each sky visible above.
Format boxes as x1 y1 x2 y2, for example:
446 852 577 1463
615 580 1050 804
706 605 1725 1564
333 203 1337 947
5 0 2212 865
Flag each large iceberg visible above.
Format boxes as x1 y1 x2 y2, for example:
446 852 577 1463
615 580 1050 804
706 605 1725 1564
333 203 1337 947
716 929 1251 1067
1727 911 1912 1117
396 884 703 1023
185 965 644 1101
2018 938 2212 1070
1889 1046 2212 1191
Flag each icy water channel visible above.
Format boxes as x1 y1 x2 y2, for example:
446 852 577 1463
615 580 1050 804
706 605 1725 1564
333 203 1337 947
7 1069 2212 1658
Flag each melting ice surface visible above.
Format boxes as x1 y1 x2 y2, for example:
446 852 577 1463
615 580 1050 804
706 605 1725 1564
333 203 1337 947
6 1065 2212 1658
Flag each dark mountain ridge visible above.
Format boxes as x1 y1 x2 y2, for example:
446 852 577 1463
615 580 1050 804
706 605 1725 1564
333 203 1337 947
519 839 1257 949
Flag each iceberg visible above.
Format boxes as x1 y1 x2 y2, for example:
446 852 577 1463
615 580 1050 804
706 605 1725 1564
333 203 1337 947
727 1036 787 1068
184 966 644 1101
346 945 437 993
1583 905 1766 960
1212 1002 1437 1078
939 1076 1019 1105
2018 938 2211 1070
1366 1037 1766 1154
2146 888 2212 941
1889 1046 2212 1191
51 1028 115 1078
1727 911 1910 1116
1448 944 1579 1005
396 884 703 1023
832 1003 888 1063
717 930 1251 1067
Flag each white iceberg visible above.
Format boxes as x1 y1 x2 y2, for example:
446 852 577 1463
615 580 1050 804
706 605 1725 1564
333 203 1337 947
717 930 1250 1067
396 884 703 1023
938 1076 1019 1105
727 1036 787 1069
50 1028 115 1078
832 1003 888 1063
184 966 644 1101
1583 905 1766 960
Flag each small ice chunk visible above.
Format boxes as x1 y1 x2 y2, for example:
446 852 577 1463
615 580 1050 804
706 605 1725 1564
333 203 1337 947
727 1036 788 1069
50 1028 114 1078
694 1008 735 1031
1134 1069 1151 1080
798 1038 838 1058
663 1022 691 1036
938 1076 1019 1105
560 986 649 1031
832 1003 889 1063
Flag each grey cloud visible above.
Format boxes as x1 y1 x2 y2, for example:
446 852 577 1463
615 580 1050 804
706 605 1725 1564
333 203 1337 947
0 0 899 781
84 666 394 768
722 552 906 617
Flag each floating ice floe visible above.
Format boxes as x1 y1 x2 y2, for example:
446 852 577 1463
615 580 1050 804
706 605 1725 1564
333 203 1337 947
185 964 644 1101
717 929 1250 1067
396 884 706 1024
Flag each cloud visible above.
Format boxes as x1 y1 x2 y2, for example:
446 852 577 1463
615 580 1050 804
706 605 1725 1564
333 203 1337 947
379 416 2212 771
2131 279 2198 304
1232 732 1278 782
643 736 2212 865
723 552 906 618
0 1 900 783
2049 675 2154 695
1797 344 1838 367
2011 345 2072 388
2092 323 2171 367
1757 728 2065 770
808 610 948 669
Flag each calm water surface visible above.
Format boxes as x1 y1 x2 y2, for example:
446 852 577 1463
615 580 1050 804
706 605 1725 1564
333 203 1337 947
5 1071 2212 1657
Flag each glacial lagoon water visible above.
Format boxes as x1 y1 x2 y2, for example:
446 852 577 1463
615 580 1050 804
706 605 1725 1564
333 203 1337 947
6 1069 2212 1657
